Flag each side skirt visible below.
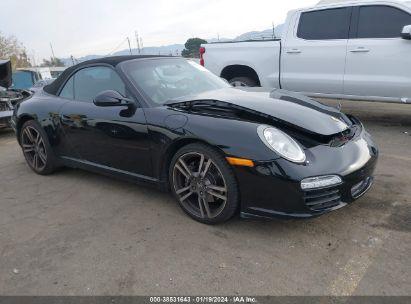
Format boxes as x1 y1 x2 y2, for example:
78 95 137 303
60 156 168 191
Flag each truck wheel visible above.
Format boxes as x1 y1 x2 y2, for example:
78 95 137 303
229 77 257 87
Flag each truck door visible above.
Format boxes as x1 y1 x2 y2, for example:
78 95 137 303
281 7 352 95
343 5 411 102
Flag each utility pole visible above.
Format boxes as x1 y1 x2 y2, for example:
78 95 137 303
139 37 143 53
70 55 75 66
127 37 132 55
135 31 141 54
272 21 275 38
49 42 56 62
31 50 37 67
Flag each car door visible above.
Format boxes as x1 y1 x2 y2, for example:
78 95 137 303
281 6 352 95
58 65 153 177
344 5 411 102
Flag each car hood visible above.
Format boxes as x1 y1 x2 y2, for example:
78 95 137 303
167 88 351 136
0 60 12 89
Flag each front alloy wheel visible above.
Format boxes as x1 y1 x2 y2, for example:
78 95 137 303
170 144 239 224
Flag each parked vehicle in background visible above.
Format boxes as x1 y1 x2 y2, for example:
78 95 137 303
12 70 42 90
201 0 411 103
12 67 61 90
0 60 31 128
27 67 52 80
49 67 66 78
30 78 56 92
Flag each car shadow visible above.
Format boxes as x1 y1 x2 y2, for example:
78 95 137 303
54 165 378 241
0 127 13 136
53 166 305 228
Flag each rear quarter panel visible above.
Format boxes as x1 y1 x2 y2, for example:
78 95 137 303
203 41 281 87
14 90 68 151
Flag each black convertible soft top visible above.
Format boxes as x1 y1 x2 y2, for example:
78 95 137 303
43 55 171 96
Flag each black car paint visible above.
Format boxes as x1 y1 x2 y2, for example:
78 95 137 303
166 87 351 136
13 56 378 219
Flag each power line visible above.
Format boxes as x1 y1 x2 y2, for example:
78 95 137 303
135 31 141 54
106 38 128 56
50 42 56 60
127 37 132 55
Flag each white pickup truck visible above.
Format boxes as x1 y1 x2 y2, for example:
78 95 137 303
201 0 411 103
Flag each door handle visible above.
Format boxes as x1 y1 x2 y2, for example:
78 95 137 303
350 47 370 53
286 49 302 54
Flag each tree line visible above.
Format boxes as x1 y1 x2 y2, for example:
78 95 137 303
0 32 64 70
181 38 207 58
1 32 207 70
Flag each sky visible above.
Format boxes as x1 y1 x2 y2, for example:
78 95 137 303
1 0 318 62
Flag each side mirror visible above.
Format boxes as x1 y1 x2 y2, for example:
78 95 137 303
94 90 134 107
401 25 411 40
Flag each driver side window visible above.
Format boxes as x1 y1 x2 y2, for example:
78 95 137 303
59 66 126 102
356 5 411 38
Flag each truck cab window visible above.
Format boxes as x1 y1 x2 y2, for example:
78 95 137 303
297 7 351 40
357 5 411 38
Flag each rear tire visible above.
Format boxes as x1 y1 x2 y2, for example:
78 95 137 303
20 120 58 175
229 76 258 87
169 143 239 224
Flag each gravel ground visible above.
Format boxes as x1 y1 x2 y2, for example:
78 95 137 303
0 100 410 296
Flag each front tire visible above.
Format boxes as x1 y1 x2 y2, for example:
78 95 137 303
169 143 239 224
20 120 58 175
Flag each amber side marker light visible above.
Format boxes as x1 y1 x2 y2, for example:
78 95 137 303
226 157 254 167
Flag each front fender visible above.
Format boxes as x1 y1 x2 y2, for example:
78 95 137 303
182 112 280 161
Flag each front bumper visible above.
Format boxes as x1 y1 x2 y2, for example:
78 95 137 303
235 126 378 219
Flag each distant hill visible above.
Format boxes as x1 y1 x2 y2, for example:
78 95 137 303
61 44 184 66
113 44 184 56
206 37 232 43
233 26 283 41
61 25 283 66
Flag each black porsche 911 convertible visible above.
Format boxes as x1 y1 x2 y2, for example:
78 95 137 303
12 55 378 224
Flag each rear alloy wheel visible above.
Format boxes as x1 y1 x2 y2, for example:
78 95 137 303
170 143 239 224
20 120 57 175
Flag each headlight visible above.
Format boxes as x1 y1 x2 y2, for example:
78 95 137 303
257 125 306 163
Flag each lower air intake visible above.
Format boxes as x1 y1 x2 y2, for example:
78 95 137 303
304 187 341 212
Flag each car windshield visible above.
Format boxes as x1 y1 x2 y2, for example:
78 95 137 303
122 58 230 105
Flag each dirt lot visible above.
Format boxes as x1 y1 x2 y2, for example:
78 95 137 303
0 100 410 296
